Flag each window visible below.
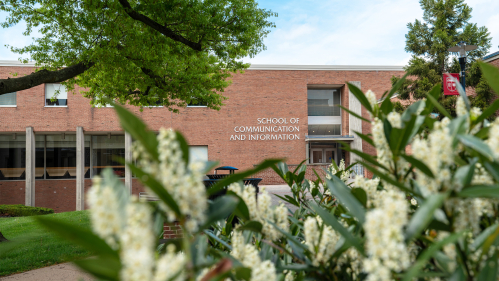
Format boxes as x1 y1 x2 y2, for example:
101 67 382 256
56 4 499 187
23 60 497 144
0 135 26 180
45 84 68 106
92 135 125 177
308 125 341 135
189 146 208 164
307 89 340 116
0 92 16 106
187 97 207 107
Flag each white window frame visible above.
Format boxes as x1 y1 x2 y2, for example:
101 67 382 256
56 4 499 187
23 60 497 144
45 84 68 107
0 92 17 107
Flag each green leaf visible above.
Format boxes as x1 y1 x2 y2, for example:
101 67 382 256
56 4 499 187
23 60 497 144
127 162 181 216
73 257 121 281
402 232 465 281
326 175 366 224
453 159 477 187
471 223 499 251
267 221 309 252
400 154 435 178
347 83 373 113
361 162 419 196
401 100 425 122
203 230 232 250
482 225 499 262
475 98 499 125
458 185 499 198
479 62 499 97
457 134 494 161
351 188 367 208
477 252 499 281
425 91 451 119
208 159 283 196
237 221 263 233
110 100 159 161
405 193 446 241
422 84 442 115
387 73 409 101
226 191 250 221
309 202 365 256
353 131 375 147
340 143 390 172
175 131 190 168
204 196 240 228
274 194 300 207
35 216 119 260
339 105 370 123
485 162 499 182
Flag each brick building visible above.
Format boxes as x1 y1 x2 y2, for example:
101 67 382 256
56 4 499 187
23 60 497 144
0 61 405 211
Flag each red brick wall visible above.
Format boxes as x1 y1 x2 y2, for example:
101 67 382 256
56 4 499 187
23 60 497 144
163 222 182 239
0 178 145 212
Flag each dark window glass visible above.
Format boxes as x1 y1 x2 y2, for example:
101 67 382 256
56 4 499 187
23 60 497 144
0 135 26 180
307 89 340 116
45 135 76 179
92 135 125 177
308 124 341 135
187 97 207 107
35 136 44 179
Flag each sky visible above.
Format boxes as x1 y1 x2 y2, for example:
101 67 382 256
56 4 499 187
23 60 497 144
0 0 498 66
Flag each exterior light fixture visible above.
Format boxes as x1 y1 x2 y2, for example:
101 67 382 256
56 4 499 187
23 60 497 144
448 41 477 92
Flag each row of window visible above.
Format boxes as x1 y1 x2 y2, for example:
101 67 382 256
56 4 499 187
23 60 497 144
0 134 208 181
0 84 208 107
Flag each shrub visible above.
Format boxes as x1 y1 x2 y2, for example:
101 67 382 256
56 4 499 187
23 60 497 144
0 205 54 217
37 62 499 281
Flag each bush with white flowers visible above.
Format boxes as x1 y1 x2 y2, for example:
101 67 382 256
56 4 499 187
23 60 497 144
37 62 499 281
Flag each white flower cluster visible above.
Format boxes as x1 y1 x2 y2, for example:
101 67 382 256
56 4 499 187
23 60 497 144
372 118 393 171
154 245 186 281
363 190 410 281
120 200 156 281
365 90 378 117
326 159 350 182
228 183 288 240
352 175 380 208
304 216 340 267
456 96 467 117
231 231 277 281
87 176 124 249
412 118 454 194
486 118 499 159
387 111 402 129
134 128 208 232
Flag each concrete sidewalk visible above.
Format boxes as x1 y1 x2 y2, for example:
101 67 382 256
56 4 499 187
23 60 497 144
0 263 93 281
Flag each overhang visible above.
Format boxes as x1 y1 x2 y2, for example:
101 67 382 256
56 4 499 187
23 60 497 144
305 135 355 142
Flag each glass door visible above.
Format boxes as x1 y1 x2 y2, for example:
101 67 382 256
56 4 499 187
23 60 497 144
324 149 336 164
311 149 323 163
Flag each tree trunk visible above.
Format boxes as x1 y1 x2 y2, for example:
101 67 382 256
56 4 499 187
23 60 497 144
0 231 8 242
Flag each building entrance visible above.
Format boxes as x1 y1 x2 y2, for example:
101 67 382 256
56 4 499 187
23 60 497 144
310 147 337 164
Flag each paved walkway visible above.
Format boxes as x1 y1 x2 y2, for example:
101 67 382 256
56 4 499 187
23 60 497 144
0 263 93 281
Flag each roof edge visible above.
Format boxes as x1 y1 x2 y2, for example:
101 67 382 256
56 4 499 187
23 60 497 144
248 64 405 71
0 60 37 67
484 51 499 62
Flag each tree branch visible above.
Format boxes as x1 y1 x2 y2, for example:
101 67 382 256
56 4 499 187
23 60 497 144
0 61 94 95
117 0 202 51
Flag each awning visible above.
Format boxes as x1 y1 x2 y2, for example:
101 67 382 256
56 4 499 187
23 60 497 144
305 135 355 142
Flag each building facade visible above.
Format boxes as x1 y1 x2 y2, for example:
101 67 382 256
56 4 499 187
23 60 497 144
0 61 405 211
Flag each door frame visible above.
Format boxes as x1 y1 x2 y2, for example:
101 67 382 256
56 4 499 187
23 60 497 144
310 148 324 163
324 148 337 164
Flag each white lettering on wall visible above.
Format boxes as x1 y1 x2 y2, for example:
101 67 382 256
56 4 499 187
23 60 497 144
231 118 301 141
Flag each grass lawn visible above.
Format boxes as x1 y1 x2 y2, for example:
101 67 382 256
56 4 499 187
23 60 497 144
0 211 92 276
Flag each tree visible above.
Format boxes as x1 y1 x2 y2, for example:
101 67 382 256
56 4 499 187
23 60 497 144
0 0 276 111
392 0 493 116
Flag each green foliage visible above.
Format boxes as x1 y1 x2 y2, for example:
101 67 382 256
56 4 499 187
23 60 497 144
0 204 54 217
0 0 276 110
393 0 494 116
35 62 499 281
0 211 90 276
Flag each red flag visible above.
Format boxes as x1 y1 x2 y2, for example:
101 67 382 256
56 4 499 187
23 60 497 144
443 73 460 95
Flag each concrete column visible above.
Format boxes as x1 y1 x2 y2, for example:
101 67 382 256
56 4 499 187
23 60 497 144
76 127 85 211
305 141 310 164
348 81 363 164
125 131 133 195
25 127 35 206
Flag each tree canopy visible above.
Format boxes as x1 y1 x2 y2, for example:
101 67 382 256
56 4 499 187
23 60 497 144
392 0 493 116
0 0 276 111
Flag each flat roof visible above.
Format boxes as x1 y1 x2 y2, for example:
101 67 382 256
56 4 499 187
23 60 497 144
0 60 405 71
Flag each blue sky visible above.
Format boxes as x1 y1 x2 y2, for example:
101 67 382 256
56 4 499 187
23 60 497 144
1 0 498 66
